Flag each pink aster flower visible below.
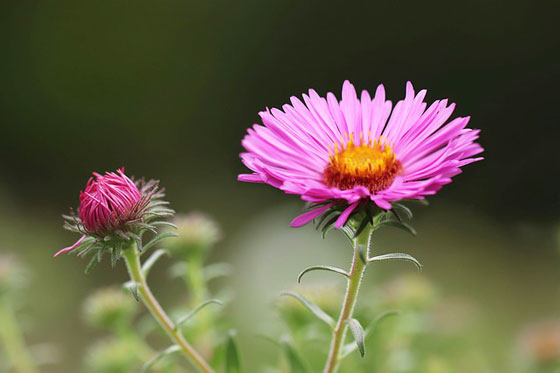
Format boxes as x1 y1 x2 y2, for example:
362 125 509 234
239 81 483 228
55 168 166 258
78 168 142 235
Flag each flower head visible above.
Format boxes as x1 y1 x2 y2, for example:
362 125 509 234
239 81 483 228
83 287 136 330
55 168 171 263
168 212 221 260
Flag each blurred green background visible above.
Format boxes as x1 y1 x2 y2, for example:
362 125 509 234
0 1 559 372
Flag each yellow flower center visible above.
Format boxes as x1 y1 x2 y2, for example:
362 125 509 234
323 136 402 193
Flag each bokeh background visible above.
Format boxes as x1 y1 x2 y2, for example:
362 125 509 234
0 1 559 372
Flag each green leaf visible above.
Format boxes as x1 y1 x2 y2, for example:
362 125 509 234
281 340 309 373
174 299 223 331
392 203 413 220
142 249 168 278
297 265 348 283
341 310 400 358
345 318 365 357
280 291 334 328
142 345 181 372
142 232 178 253
368 253 423 271
124 281 141 302
225 330 242 373
373 219 417 236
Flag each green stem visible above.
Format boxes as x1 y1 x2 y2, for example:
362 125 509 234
0 296 36 373
122 245 215 373
323 225 372 373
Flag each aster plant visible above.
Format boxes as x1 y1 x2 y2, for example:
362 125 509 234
55 168 220 373
239 81 483 372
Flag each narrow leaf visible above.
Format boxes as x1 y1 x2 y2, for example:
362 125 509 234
174 299 223 331
368 253 423 271
124 281 141 302
281 340 309 373
345 318 365 357
142 232 178 253
374 219 416 236
142 345 181 372
341 310 400 358
297 265 348 283
225 330 242 373
142 249 168 278
280 291 334 328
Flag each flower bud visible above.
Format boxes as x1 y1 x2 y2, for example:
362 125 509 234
168 213 221 260
83 287 136 330
55 168 169 260
85 338 139 373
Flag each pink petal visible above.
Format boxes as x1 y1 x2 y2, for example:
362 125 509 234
54 235 86 258
290 203 334 228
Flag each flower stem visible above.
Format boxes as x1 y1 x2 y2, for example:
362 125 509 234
323 225 372 373
122 245 215 373
0 296 36 373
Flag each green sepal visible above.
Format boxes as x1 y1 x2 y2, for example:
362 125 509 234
123 281 141 302
345 318 366 357
392 203 413 220
368 253 423 271
142 345 181 372
280 291 334 328
174 299 223 331
297 265 349 283
142 249 169 278
315 211 340 231
85 254 99 274
353 217 371 239
225 330 242 373
141 232 178 253
150 221 178 230
341 310 400 358
373 219 416 236
109 247 121 268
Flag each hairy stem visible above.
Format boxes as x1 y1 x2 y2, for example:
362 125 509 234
0 296 36 373
323 225 372 373
122 245 215 373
